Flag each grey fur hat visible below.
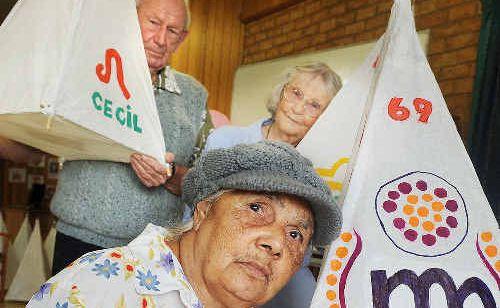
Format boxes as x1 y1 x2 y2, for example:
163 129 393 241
182 140 342 246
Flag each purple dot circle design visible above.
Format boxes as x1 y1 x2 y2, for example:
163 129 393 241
434 187 447 198
398 182 412 194
445 200 458 212
416 180 427 191
375 171 469 257
446 216 458 228
404 229 418 241
388 191 400 200
393 218 405 229
422 234 437 246
383 200 398 213
436 227 450 238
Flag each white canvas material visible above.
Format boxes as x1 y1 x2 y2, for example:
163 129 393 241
297 37 383 201
307 0 500 307
5 219 47 301
5 215 31 289
43 226 57 276
0 0 165 163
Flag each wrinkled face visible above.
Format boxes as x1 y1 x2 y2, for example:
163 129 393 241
137 0 187 74
192 191 314 307
274 72 332 140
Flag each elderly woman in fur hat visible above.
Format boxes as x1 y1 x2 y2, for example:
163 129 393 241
28 141 341 308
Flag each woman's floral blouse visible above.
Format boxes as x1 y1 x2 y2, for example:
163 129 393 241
27 224 202 308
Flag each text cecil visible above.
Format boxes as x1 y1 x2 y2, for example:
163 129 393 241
91 91 143 134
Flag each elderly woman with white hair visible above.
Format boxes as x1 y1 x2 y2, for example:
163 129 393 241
204 62 342 307
27 141 341 308
205 62 342 150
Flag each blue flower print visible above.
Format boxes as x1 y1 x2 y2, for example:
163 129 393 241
92 259 120 279
159 252 175 273
78 251 104 264
136 269 161 291
32 283 51 301
56 302 68 308
192 301 203 308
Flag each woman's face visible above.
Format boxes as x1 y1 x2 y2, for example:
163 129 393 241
273 72 332 141
192 191 313 307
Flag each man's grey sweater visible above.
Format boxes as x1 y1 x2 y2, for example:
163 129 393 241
51 71 207 248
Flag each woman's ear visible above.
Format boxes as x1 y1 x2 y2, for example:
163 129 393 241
193 200 211 231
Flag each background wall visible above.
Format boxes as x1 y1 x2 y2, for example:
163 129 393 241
242 0 482 139
231 32 430 125
171 0 244 117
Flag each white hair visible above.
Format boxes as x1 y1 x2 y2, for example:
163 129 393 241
266 62 343 117
163 190 231 241
136 0 191 30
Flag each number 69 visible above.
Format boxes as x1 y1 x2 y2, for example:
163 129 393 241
388 97 432 123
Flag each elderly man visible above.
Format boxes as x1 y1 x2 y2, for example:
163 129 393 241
45 0 210 274
1 0 207 274
27 141 342 307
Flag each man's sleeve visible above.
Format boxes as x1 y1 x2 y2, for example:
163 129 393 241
188 87 213 166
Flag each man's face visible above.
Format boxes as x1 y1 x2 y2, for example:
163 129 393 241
192 191 314 307
137 0 187 74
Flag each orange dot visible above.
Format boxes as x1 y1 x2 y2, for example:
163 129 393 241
481 232 493 242
409 216 420 227
407 195 418 204
336 247 349 258
434 214 442 222
403 205 414 215
330 304 340 308
485 245 498 258
422 221 435 232
417 206 429 217
431 202 444 212
495 260 500 272
326 290 337 301
422 194 433 202
330 260 342 271
340 232 352 242
327 274 338 286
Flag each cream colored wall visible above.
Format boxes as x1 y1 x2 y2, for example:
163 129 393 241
231 30 429 126
171 0 244 117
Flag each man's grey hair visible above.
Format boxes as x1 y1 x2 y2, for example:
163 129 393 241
136 0 191 30
266 62 343 117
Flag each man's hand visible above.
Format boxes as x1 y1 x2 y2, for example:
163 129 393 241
130 152 187 194
130 153 171 188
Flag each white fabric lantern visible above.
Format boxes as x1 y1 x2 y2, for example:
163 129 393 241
0 0 165 163
305 0 499 307
5 215 31 289
5 219 47 302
